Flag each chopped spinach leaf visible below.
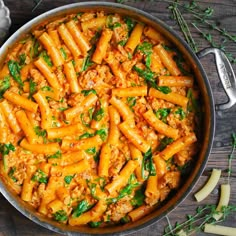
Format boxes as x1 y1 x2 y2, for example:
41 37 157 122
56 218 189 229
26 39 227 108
175 107 186 120
8 60 24 87
141 148 156 179
157 137 174 151
41 86 53 92
95 129 108 141
8 167 17 182
136 42 153 68
127 97 136 110
40 51 53 67
64 175 74 184
53 210 68 222
0 76 10 98
31 169 48 184
93 107 104 121
89 221 102 228
155 108 171 123
79 132 94 140
130 188 145 207
81 89 97 96
60 47 67 60
19 53 26 66
34 126 47 143
29 79 37 99
124 17 136 33
72 200 91 218
85 147 96 155
47 150 62 159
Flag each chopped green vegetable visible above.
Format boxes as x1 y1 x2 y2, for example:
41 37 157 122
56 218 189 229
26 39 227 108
95 129 108 141
53 210 68 222
64 175 74 184
127 97 136 110
107 174 140 203
8 167 17 182
136 42 153 68
124 17 136 33
60 47 67 60
72 200 91 218
133 65 156 86
32 39 40 58
130 188 145 207
47 150 62 159
157 86 172 94
79 132 94 140
81 47 95 72
141 148 156 179
106 15 122 30
175 107 186 120
41 86 53 92
85 147 96 155
0 76 11 98
19 53 26 66
187 88 200 113
118 39 127 46
40 51 53 67
31 169 48 184
155 108 171 123
34 126 47 143
120 215 131 224
89 221 102 228
0 143 15 170
8 60 24 87
29 79 37 99
157 137 174 151
81 89 97 96
80 113 90 127
58 107 68 112
93 107 105 121
87 180 100 200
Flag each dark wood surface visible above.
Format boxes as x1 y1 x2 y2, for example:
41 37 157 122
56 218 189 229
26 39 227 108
1 0 236 235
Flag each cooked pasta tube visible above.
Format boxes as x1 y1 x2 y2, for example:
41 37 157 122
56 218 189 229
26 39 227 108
145 174 160 205
21 165 37 202
98 143 111 177
105 160 138 195
143 109 179 139
213 184 230 220
129 144 144 182
58 23 81 58
34 57 60 90
47 199 64 214
20 138 60 154
109 96 134 124
69 200 107 226
144 26 169 44
33 91 53 129
38 32 64 67
153 154 167 178
3 90 38 113
48 29 61 48
158 76 194 87
92 28 113 64
48 150 85 166
61 135 103 151
15 110 39 144
119 121 151 153
204 224 236 236
0 106 9 142
66 20 91 55
81 16 107 31
38 176 63 215
47 123 83 139
64 93 98 121
62 159 89 176
64 61 81 93
154 44 181 76
56 187 70 203
149 88 189 108
112 86 147 97
194 169 221 202
128 204 155 222
0 100 21 134
125 23 144 54
156 133 197 161
107 105 120 145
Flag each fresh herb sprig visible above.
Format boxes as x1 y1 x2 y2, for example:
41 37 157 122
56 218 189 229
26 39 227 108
164 204 236 236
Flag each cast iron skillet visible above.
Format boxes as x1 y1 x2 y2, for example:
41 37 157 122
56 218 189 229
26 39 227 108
0 2 235 235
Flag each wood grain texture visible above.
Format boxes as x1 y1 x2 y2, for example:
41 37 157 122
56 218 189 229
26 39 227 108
1 0 236 235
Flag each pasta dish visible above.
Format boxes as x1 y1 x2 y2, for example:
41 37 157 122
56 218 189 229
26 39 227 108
0 11 200 227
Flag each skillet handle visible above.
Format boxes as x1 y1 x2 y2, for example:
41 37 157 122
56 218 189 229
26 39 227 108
197 48 236 111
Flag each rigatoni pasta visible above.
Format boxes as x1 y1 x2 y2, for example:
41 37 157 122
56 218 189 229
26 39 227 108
0 10 201 228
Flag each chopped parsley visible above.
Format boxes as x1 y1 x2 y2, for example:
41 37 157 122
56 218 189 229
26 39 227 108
8 60 24 87
31 169 48 184
0 76 11 98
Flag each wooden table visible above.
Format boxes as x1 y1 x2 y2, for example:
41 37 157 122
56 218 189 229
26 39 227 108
1 0 236 235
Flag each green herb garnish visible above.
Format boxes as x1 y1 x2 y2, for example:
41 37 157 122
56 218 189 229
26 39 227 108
72 200 92 218
31 169 48 184
53 210 68 222
0 76 11 98
8 60 24 87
